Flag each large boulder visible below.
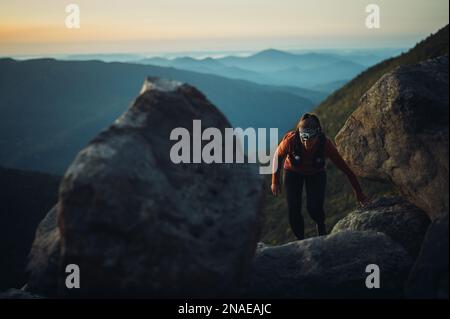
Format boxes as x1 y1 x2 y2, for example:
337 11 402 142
332 197 430 258
335 56 449 220
244 231 413 299
406 214 449 299
26 205 61 297
42 78 263 297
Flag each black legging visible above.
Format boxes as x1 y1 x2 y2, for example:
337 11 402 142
284 169 327 240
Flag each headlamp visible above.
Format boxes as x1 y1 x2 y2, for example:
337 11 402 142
299 128 319 141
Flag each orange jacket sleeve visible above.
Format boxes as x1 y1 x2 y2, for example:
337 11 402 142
325 138 363 197
271 133 290 186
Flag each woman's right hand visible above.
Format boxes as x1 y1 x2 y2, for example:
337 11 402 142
357 192 371 208
271 183 281 197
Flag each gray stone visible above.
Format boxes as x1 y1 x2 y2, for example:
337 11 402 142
0 288 43 299
335 56 449 220
26 205 61 297
406 214 449 299
332 197 430 258
244 231 413 298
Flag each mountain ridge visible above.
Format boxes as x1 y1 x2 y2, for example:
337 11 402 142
315 24 449 137
138 49 369 91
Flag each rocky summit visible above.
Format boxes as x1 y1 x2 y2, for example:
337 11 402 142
15 56 449 299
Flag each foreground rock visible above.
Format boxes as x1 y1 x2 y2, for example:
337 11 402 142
244 231 412 298
28 78 263 298
0 288 42 299
27 205 61 297
406 214 449 299
336 56 449 220
332 197 430 258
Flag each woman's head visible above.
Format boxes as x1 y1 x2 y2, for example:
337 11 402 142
297 113 322 149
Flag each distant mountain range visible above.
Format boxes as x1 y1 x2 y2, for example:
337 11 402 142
137 49 392 91
0 58 320 174
14 48 401 94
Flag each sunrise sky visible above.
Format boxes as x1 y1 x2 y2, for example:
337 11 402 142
0 0 448 56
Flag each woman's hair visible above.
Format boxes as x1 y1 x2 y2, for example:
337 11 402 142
297 113 322 131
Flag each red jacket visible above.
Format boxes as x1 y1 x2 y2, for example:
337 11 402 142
272 131 363 197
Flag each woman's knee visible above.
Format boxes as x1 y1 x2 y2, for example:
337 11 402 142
307 205 325 223
288 206 303 223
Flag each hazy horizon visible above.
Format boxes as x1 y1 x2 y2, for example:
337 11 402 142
3 47 409 62
1 0 448 56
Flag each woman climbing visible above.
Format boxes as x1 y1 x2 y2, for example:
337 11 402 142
271 113 371 240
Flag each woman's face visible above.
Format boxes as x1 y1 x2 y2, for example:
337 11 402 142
301 134 318 150
299 120 320 150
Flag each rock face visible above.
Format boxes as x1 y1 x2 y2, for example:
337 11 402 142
27 205 61 297
28 78 263 298
332 197 430 258
335 56 449 220
406 214 449 299
0 288 42 299
245 231 413 298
